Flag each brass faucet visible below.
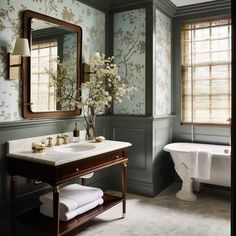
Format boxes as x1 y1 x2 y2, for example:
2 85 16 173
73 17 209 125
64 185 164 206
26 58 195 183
46 137 53 147
55 134 69 146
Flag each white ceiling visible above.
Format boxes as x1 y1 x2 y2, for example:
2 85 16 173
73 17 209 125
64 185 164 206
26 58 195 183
170 0 215 7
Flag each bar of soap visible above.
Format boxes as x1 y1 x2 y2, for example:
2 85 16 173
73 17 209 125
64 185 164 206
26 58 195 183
95 136 105 142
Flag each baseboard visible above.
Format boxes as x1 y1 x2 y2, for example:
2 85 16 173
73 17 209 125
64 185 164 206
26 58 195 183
155 172 175 195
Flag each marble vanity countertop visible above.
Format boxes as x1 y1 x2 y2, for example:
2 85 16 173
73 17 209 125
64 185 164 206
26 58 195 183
7 140 132 166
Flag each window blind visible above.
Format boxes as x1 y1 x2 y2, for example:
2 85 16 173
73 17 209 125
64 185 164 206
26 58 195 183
181 16 231 125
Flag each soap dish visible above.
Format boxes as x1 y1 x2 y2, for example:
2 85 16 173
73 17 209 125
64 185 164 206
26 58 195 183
32 142 46 153
95 136 105 142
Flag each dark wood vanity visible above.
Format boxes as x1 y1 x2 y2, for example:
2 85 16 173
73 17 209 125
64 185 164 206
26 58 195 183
8 8 130 236
9 148 128 236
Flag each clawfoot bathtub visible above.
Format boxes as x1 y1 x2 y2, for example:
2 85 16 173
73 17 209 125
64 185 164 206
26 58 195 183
164 143 231 201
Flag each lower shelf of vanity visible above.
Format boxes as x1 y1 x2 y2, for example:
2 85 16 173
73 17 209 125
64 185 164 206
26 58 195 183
17 193 123 236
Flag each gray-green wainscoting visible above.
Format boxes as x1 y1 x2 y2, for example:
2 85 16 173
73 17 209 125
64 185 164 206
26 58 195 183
108 115 175 197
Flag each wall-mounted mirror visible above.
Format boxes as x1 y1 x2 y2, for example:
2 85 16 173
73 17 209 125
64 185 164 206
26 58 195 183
22 10 82 119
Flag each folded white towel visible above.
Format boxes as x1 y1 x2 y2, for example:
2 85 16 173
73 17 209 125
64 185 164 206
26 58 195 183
39 184 103 213
190 150 212 180
40 198 104 221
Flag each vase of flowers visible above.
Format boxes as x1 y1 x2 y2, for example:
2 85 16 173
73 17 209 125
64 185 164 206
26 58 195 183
83 106 96 140
48 52 136 140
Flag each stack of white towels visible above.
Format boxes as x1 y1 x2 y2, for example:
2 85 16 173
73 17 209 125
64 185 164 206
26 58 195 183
39 184 104 221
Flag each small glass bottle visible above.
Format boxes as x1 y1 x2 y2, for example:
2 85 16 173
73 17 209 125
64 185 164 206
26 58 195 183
73 122 80 142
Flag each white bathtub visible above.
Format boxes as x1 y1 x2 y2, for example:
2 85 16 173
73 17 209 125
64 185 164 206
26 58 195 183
164 142 231 201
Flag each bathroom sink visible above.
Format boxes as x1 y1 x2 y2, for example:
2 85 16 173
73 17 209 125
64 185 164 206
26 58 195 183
53 143 96 153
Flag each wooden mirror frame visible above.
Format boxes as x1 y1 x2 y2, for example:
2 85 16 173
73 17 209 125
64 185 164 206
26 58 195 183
22 10 82 119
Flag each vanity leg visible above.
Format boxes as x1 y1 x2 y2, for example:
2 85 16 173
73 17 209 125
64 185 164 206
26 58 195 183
53 186 60 236
122 162 127 218
10 176 17 236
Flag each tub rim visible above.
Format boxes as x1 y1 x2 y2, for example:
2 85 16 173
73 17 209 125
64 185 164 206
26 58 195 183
163 142 231 157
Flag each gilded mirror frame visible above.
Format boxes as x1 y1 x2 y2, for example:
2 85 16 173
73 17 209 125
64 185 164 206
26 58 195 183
22 10 82 119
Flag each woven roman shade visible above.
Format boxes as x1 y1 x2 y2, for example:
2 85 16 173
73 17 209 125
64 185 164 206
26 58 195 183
181 16 231 125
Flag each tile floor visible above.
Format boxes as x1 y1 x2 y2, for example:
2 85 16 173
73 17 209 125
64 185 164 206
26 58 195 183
70 183 230 236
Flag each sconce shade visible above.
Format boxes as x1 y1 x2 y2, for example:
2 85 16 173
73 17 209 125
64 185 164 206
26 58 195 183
13 38 30 57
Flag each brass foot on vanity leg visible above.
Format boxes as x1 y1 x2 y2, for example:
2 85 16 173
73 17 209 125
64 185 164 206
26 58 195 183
123 213 126 218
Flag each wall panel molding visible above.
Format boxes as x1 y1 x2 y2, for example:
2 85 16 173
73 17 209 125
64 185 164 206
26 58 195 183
153 117 175 194
113 127 147 170
110 116 153 189
110 176 155 197
109 0 176 17
0 117 81 131
78 0 230 18
174 0 231 17
0 115 110 131
153 0 177 17
78 0 110 11
109 116 174 196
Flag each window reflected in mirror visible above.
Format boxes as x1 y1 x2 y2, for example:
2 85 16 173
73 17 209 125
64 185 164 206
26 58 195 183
30 18 77 112
31 40 58 112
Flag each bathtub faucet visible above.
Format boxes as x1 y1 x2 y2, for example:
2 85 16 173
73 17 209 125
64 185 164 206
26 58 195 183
227 118 231 146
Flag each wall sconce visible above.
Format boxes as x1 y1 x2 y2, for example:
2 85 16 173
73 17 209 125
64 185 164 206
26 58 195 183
82 63 91 83
8 37 30 80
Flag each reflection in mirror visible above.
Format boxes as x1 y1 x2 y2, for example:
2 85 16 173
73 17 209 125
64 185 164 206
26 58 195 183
23 10 82 119
31 18 77 112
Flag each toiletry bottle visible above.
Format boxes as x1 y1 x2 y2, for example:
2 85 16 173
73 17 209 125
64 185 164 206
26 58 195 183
73 123 80 142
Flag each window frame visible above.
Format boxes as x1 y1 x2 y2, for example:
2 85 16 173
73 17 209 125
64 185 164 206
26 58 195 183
180 15 232 126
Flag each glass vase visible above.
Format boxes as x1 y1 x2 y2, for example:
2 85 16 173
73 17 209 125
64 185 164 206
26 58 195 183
84 108 96 140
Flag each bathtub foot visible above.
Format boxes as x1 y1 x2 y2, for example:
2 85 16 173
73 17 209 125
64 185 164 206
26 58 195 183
176 178 197 201
176 189 197 201
175 163 197 201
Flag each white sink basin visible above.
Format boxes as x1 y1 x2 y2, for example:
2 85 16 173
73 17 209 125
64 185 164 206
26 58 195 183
53 143 96 153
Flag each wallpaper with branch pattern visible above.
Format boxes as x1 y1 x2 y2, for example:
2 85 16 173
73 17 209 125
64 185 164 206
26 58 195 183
0 0 105 121
113 9 146 115
155 8 171 116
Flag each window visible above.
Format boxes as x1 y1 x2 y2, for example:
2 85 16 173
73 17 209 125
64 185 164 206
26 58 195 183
31 40 58 112
181 16 231 124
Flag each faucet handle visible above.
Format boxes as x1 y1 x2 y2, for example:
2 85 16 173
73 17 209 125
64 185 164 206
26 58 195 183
46 137 53 147
55 135 61 146
64 134 69 144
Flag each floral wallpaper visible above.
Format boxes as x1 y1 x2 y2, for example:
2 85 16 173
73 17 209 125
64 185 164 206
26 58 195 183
63 33 77 66
63 32 77 81
155 8 171 116
0 0 105 121
113 9 146 115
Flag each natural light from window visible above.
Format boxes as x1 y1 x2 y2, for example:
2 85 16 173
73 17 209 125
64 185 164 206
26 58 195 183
31 40 58 112
181 16 231 124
